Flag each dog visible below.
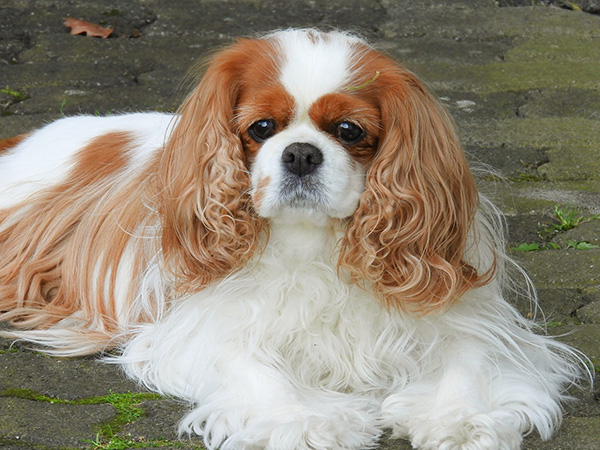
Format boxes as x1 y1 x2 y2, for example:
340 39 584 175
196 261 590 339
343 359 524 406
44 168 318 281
0 29 588 449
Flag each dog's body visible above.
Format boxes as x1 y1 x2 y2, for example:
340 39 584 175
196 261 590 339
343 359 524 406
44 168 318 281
0 29 587 449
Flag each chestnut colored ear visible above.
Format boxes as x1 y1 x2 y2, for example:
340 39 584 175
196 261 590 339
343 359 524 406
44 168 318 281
158 40 268 292
339 64 488 313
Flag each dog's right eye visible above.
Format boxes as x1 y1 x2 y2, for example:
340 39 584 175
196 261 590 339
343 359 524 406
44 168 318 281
249 119 276 142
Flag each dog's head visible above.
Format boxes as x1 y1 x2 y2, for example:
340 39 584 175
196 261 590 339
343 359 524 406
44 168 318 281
160 29 487 312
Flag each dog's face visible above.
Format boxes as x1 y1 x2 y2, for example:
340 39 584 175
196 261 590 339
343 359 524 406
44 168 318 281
161 29 487 312
243 107 373 224
230 31 381 224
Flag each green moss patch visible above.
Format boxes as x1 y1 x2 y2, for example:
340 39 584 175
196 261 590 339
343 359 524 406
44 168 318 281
0 388 162 440
86 433 204 450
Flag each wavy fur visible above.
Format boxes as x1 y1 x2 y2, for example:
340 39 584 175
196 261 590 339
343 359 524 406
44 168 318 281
339 48 490 313
158 39 270 294
0 131 157 350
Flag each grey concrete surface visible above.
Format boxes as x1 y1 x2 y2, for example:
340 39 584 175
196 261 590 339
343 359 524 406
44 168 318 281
1 0 599 449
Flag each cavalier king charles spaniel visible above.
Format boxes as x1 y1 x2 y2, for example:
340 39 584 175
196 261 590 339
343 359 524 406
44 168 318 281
0 29 588 449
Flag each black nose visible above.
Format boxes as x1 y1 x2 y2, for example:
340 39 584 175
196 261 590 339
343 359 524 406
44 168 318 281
281 143 323 177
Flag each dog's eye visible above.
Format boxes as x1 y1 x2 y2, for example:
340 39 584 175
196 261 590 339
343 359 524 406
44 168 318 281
336 121 365 145
249 119 276 142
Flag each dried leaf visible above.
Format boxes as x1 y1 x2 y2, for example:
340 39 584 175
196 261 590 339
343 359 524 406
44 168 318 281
64 18 114 38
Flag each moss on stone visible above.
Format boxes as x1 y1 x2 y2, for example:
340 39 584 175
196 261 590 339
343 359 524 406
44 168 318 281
464 118 600 182
0 387 162 440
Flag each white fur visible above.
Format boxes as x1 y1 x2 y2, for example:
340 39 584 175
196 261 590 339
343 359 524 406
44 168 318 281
0 30 590 450
250 121 365 224
0 112 173 209
118 216 584 450
275 29 358 112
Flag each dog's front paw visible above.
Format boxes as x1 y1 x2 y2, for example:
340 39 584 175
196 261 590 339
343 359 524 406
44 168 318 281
252 412 379 450
181 402 380 450
179 400 380 450
407 410 523 450
381 389 526 450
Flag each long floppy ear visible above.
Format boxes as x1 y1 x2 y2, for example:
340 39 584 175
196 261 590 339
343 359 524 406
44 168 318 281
158 40 268 293
339 61 490 313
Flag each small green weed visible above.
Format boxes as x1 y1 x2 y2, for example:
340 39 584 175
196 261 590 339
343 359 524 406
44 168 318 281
0 87 29 102
566 240 599 250
534 204 600 242
514 242 541 252
548 205 599 234
513 242 558 252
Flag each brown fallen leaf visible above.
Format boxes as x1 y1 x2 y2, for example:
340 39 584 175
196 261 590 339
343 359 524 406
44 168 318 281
64 18 114 38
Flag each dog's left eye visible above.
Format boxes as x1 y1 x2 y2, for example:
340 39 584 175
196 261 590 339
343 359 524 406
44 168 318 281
336 121 365 145
249 119 276 142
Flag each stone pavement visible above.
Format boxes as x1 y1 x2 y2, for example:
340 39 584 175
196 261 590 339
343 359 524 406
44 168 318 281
1 0 599 448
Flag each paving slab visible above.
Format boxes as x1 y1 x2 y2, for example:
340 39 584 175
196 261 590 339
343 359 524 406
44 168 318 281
1 0 599 449
0 398 115 448
0 346 140 400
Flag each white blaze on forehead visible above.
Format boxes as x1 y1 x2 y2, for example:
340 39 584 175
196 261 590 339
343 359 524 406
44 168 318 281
272 30 361 113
